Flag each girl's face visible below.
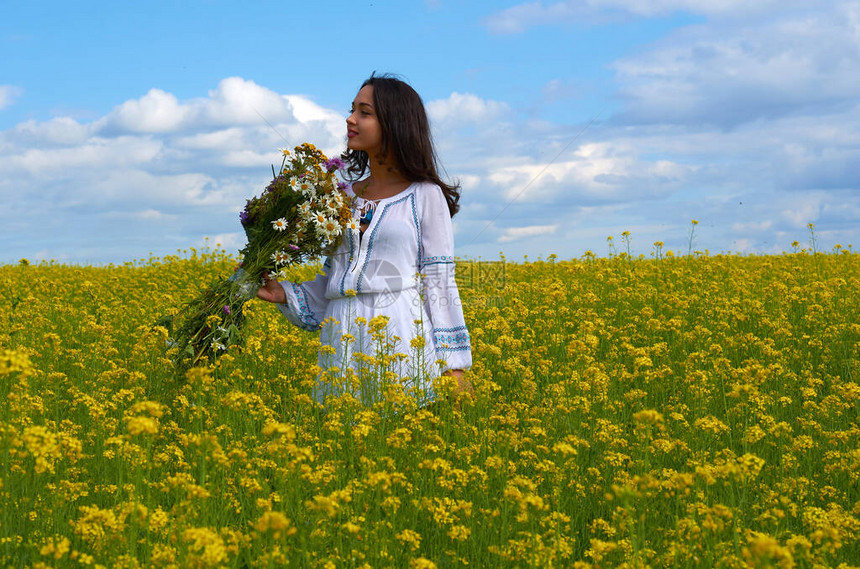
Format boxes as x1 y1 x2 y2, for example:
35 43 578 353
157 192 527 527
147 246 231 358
346 85 383 156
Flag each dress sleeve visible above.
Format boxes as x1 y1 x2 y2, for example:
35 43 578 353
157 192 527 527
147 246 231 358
419 185 473 371
276 258 330 331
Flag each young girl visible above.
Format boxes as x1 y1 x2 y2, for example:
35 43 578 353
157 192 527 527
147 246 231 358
256 73 472 405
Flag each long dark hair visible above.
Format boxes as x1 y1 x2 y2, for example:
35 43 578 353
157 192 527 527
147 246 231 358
341 73 461 217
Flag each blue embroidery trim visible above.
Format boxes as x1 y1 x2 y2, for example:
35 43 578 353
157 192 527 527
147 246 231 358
339 227 355 296
433 325 471 351
437 345 472 352
422 255 454 266
435 325 468 332
435 331 470 344
411 194 421 269
356 192 414 293
290 282 321 328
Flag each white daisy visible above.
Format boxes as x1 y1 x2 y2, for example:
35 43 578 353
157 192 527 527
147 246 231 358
271 250 289 265
323 219 340 235
271 218 288 231
324 197 340 215
318 229 335 247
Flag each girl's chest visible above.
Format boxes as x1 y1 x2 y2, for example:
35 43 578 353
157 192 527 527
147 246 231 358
364 190 419 236
343 197 421 265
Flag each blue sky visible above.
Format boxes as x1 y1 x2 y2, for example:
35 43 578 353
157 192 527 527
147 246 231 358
1 0 858 264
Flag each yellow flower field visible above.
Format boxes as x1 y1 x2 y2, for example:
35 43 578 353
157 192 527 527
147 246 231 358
1 245 859 568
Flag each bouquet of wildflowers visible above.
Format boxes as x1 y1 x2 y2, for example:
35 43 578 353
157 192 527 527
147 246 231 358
160 143 352 370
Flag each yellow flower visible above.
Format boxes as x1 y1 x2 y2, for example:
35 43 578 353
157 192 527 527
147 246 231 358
369 314 390 332
129 400 166 417
39 537 71 560
126 416 158 436
552 442 577 456
261 421 296 441
149 508 170 534
447 525 471 541
0 348 34 376
20 426 62 474
693 415 729 435
633 409 664 426
254 512 296 538
182 527 228 568
341 521 361 534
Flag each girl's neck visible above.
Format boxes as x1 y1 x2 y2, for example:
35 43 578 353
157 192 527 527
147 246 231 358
361 161 411 199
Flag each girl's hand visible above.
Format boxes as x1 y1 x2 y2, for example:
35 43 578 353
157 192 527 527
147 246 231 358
444 369 473 395
256 272 287 304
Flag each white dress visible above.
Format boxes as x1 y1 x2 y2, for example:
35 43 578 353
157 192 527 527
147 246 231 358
276 181 472 405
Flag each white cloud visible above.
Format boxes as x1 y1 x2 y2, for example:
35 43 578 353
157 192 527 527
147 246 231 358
5 117 93 146
101 88 190 133
3 8 860 271
613 2 860 125
90 170 220 206
781 197 822 227
732 238 755 253
427 92 509 127
284 95 341 123
198 233 246 254
484 0 822 33
484 2 580 34
732 220 773 233
484 141 692 205
422 8 859 259
100 209 177 221
203 77 293 125
542 78 581 102
175 127 253 151
498 224 558 243
0 78 349 264
0 135 163 177
0 85 24 110
96 77 299 135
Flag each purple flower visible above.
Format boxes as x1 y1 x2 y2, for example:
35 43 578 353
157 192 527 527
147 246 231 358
222 305 231 315
289 244 300 251
239 211 249 224
325 157 345 172
337 181 348 191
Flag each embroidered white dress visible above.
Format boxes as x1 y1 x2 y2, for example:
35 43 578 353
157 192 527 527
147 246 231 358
276 181 472 404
